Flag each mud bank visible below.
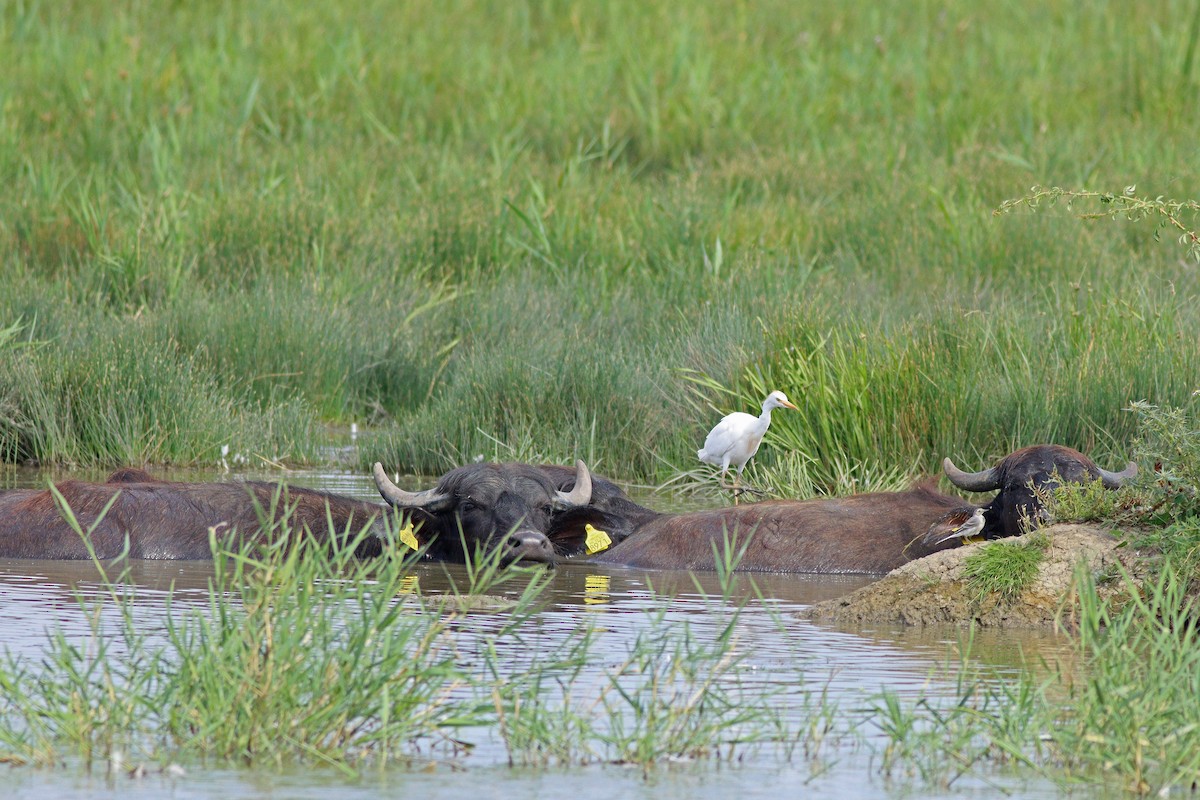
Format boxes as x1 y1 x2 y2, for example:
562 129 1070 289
806 524 1147 629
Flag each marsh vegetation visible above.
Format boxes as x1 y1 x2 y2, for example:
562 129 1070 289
5 0 1200 796
2 0 1198 492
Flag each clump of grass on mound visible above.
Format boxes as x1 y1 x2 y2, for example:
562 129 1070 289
1045 400 1200 588
1037 475 1131 524
962 533 1050 606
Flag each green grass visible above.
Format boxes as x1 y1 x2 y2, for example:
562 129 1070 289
1048 563 1200 794
1046 400 1200 587
872 563 1200 795
963 533 1050 606
7 7 1200 788
2 0 1200 481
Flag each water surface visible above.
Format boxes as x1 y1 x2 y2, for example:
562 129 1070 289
0 465 1074 798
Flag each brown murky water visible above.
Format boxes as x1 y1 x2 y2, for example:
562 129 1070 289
0 465 1072 798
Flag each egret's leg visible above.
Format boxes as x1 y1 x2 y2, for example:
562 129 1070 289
715 460 734 490
730 466 767 502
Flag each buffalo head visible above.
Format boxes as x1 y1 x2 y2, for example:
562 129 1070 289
942 444 1136 537
372 460 594 564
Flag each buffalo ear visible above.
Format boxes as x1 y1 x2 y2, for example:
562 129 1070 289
386 508 435 552
544 508 603 557
547 509 634 557
547 520 589 557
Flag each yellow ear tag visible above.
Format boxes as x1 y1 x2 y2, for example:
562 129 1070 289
398 523 419 551
585 524 612 554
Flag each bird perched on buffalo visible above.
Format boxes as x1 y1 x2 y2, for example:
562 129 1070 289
925 507 985 546
697 390 797 502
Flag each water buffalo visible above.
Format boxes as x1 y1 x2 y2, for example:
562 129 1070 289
0 468 394 560
942 444 1137 536
585 484 978 573
371 460 594 564
581 445 1137 574
0 460 599 563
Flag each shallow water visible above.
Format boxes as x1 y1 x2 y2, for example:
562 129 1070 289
0 465 1076 798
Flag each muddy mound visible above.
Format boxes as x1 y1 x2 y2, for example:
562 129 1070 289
805 524 1144 629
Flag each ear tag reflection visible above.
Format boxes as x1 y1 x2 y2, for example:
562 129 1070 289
584 574 610 606
584 524 612 554
963 536 984 544
398 575 420 595
398 523 419 551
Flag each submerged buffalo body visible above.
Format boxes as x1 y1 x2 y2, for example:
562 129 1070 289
0 469 392 560
586 485 973 573
0 446 1134 568
585 445 1137 575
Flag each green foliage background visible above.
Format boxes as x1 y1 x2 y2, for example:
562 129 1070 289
2 0 1198 482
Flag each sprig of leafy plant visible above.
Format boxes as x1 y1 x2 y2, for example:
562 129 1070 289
996 185 1200 261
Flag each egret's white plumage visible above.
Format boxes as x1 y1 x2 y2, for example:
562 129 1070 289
697 390 797 495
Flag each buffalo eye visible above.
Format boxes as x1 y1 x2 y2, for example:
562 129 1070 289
460 499 477 513
541 504 555 517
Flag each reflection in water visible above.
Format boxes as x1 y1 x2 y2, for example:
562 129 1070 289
0 467 1072 799
583 573 611 606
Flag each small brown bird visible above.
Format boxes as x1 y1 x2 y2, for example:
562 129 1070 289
926 507 986 546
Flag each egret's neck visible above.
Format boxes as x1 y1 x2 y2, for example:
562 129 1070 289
756 406 774 431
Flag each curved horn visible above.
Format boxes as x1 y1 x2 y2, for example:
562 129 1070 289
372 463 453 511
1097 461 1138 489
942 457 1001 492
554 460 593 508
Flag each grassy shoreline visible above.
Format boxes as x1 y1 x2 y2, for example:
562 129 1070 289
3 1 1199 487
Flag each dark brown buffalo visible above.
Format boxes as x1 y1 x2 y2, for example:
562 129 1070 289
0 460 599 563
586 484 976 573
582 445 1137 574
943 444 1136 536
0 468 393 560
372 460 594 564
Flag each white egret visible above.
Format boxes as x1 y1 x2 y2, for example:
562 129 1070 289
697 390 798 501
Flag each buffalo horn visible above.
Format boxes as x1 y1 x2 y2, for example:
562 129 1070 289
942 457 1001 492
372 463 453 512
554 460 593 508
1097 461 1138 489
